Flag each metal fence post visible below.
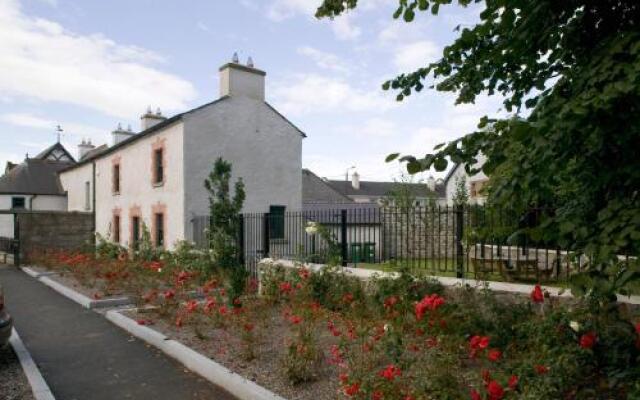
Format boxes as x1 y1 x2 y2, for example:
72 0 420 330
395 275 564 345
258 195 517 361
13 212 20 267
238 214 245 267
455 205 464 278
341 209 348 267
262 213 270 259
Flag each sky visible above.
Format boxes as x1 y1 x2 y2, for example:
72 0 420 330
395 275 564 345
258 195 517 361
0 0 505 182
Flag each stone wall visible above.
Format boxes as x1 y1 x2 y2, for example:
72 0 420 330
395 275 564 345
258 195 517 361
17 211 94 262
381 208 457 260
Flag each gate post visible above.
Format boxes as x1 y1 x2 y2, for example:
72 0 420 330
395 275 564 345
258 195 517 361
262 213 270 259
455 205 464 278
340 209 348 267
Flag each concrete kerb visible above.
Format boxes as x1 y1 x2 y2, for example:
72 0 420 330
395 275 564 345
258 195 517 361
9 328 56 400
23 269 132 309
21 266 58 279
106 309 286 400
261 258 640 306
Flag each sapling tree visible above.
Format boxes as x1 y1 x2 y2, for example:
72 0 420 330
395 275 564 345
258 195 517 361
204 158 247 301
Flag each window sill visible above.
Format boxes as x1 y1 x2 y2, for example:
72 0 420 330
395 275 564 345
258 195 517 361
152 182 165 188
113 191 120 196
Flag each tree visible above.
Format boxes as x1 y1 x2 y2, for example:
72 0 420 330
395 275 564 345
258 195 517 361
452 176 469 206
316 1 640 274
204 158 246 270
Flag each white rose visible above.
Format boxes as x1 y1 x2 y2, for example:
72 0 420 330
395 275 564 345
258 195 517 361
305 222 318 235
569 321 580 332
383 324 390 332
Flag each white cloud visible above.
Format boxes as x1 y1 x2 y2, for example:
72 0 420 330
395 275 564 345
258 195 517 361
393 41 439 72
297 46 350 74
267 0 317 21
339 118 397 138
0 0 196 119
271 73 396 116
196 21 211 33
330 14 361 40
0 112 107 141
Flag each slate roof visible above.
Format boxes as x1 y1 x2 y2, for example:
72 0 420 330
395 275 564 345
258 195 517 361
62 96 306 172
302 169 353 205
0 158 72 195
327 179 441 198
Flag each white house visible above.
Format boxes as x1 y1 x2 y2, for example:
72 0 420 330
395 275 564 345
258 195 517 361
60 57 304 250
443 154 489 205
0 142 74 237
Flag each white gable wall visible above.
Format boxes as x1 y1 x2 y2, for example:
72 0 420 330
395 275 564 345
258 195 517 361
0 194 67 237
92 122 185 248
183 96 302 241
60 163 94 212
445 154 489 205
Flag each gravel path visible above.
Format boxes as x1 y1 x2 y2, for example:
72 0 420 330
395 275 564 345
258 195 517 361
0 345 35 400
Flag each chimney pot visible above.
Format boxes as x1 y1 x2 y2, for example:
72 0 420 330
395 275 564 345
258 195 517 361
140 107 167 131
351 171 360 190
247 56 254 68
77 138 96 160
232 52 239 63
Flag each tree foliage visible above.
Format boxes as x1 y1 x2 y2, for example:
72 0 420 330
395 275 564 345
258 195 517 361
204 157 246 269
317 0 640 270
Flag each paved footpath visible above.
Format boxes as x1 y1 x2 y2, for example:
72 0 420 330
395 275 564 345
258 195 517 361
0 265 236 400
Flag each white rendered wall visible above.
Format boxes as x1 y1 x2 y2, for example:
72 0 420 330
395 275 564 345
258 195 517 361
445 154 488 205
0 194 67 237
93 122 185 249
60 163 94 212
183 95 303 241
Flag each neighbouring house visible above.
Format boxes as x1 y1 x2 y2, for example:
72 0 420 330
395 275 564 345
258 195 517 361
324 171 444 206
60 56 305 250
0 142 75 237
443 154 489 205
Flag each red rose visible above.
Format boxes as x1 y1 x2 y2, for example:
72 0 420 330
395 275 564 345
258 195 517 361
530 285 544 303
534 365 549 375
470 389 482 400
487 380 504 400
487 349 502 362
579 331 597 349
379 364 402 381
508 375 518 389
343 382 360 396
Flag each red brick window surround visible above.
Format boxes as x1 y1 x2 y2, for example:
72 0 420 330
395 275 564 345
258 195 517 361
151 203 167 249
112 208 121 243
112 156 121 194
129 205 142 250
151 138 166 186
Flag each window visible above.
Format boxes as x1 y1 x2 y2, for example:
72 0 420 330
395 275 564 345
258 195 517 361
153 148 164 185
131 216 140 250
113 164 120 193
154 213 164 248
113 215 120 243
84 181 91 210
269 205 285 240
11 197 25 209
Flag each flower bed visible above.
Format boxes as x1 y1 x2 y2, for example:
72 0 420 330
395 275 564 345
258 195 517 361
31 247 640 399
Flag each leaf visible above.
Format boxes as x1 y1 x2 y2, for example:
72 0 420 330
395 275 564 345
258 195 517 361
403 8 415 22
431 3 439 15
407 161 423 174
385 153 400 163
433 157 448 171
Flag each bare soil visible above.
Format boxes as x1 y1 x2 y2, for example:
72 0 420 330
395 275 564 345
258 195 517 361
0 345 35 400
123 306 342 400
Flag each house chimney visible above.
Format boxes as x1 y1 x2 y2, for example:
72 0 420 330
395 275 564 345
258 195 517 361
351 171 360 190
427 175 436 191
77 139 95 160
140 106 166 131
112 123 135 145
219 54 266 101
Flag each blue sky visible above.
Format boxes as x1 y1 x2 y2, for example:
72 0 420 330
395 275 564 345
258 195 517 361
0 0 504 181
